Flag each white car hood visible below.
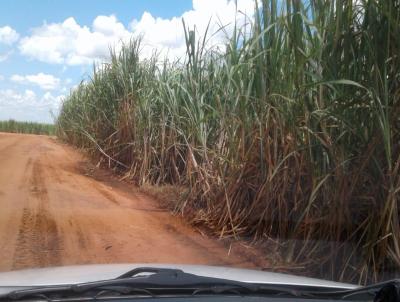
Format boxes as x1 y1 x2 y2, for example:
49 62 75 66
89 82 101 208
0 263 357 295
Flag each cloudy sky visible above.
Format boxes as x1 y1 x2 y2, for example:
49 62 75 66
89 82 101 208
0 0 255 123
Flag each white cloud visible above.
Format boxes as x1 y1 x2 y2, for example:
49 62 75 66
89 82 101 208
0 89 63 123
19 0 255 65
0 26 19 45
0 89 37 108
10 73 60 90
19 16 130 65
131 0 255 59
0 75 4 81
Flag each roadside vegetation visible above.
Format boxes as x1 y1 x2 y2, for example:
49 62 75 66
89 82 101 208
56 0 400 284
0 120 55 135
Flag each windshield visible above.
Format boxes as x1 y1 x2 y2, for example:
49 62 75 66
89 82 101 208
0 0 399 289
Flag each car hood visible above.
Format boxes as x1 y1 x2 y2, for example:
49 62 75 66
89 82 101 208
0 263 357 295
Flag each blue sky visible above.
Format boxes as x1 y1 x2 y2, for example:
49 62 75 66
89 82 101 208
0 0 254 123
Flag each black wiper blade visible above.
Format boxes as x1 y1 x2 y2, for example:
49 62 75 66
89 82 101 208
3 267 257 300
116 267 181 278
3 267 399 302
72 266 258 292
5 285 73 300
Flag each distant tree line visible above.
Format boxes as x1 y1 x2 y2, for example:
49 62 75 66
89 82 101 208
0 119 55 135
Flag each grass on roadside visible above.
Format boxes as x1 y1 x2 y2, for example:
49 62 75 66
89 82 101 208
0 119 55 135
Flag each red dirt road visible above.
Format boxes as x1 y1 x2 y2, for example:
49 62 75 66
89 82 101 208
0 133 263 272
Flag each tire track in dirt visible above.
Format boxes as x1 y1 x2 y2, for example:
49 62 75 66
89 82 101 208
0 141 19 154
12 161 62 270
94 185 120 205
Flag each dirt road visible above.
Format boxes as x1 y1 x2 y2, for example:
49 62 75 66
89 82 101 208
0 133 264 272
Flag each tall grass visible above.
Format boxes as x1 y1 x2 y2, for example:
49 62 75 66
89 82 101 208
57 0 400 284
0 119 55 135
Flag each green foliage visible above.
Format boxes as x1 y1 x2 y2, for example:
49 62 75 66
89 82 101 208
0 120 55 135
57 0 400 284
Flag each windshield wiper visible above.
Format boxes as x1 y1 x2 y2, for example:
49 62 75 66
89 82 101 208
1 267 399 301
2 267 258 300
